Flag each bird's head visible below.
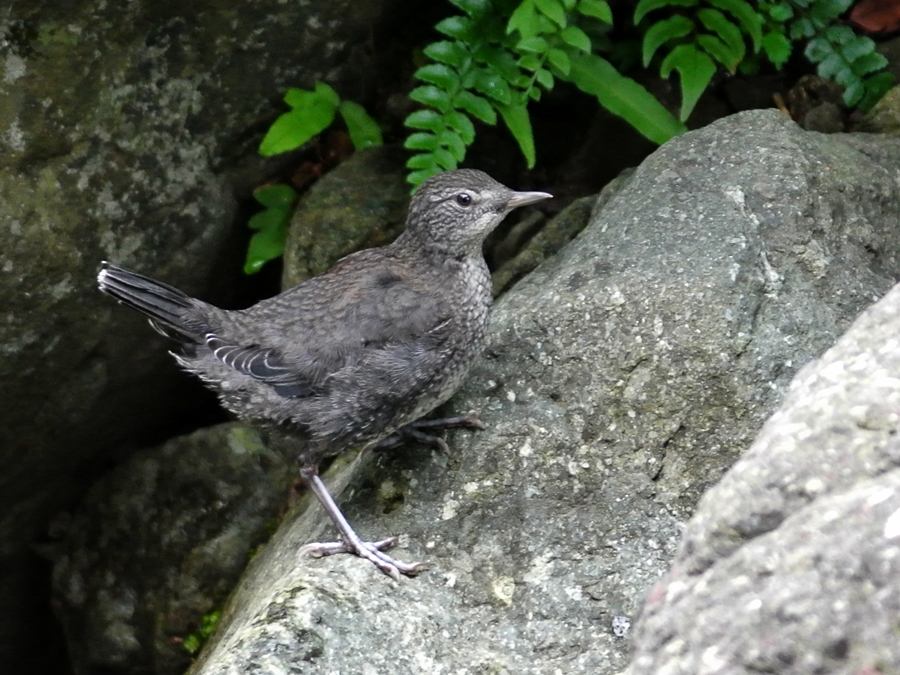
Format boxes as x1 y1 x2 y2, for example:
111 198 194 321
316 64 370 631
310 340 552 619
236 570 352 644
403 169 552 257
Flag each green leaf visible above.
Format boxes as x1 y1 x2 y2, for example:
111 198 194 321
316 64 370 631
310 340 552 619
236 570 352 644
433 146 459 170
519 53 543 71
508 0 539 38
850 51 888 78
528 86 542 101
569 51 687 143
841 77 865 107
445 110 476 143
259 108 334 157
707 0 761 52
634 0 697 25
840 36 877 64
245 222 286 273
415 63 460 90
561 25 592 53
338 101 383 150
810 0 853 23
547 48 571 75
816 52 846 80
436 16 472 40
660 43 717 121
536 67 555 89
404 132 441 150
761 31 792 68
454 90 498 124
406 153 441 170
497 102 536 168
472 68 513 103
858 71 895 112
478 45 527 85
577 0 613 23
790 18 815 40
824 24 856 45
642 15 694 67
697 9 745 68
410 85 453 113
260 83 341 156
405 109 445 132
438 128 468 161
283 82 340 110
534 0 567 27
697 34 738 71
805 36 832 63
517 36 550 53
450 0 490 16
767 2 792 21
252 184 298 211
424 40 470 68
245 185 297 274
407 168 440 188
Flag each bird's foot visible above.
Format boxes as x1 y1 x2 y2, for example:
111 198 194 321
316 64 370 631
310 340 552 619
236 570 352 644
300 536 427 581
373 415 486 455
300 468 427 581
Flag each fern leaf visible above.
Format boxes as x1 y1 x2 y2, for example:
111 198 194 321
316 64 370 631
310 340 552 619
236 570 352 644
635 0 698 26
642 15 694 67
660 43 717 121
498 102 537 167
569 51 687 143
707 0 761 52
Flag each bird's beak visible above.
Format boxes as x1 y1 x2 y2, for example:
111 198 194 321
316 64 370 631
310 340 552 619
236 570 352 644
507 190 553 210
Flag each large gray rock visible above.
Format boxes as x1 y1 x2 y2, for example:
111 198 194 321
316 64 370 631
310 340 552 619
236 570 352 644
184 111 900 673
0 1 393 670
628 280 900 675
52 424 295 675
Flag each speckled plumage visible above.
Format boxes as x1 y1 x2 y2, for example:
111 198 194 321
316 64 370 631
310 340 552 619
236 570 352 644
98 168 551 578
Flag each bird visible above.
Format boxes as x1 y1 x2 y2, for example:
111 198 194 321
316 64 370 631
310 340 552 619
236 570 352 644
97 169 552 580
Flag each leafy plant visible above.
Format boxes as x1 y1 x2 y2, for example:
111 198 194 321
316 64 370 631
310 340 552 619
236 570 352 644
404 0 687 187
259 83 382 156
636 0 763 121
405 0 893 187
245 84 383 274
774 0 893 110
182 610 221 655
637 0 893 119
244 184 298 275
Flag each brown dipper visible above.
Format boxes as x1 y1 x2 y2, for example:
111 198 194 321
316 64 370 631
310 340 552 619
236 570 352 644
97 169 551 579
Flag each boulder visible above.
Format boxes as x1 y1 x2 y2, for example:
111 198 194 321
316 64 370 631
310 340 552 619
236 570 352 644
185 111 900 673
628 280 900 675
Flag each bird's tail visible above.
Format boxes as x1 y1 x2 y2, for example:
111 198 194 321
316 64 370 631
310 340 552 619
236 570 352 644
97 262 206 343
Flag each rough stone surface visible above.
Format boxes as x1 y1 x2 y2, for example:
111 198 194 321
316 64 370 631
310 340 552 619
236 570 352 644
858 85 900 135
0 1 395 669
181 111 900 674
52 423 295 675
628 281 900 675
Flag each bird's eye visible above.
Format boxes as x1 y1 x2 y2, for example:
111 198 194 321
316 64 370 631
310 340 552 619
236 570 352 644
455 192 472 207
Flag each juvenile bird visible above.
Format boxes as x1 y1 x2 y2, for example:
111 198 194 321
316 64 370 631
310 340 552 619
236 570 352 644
97 169 551 579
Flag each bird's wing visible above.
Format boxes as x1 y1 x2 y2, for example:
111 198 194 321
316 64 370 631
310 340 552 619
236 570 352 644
203 253 453 398
203 336 315 397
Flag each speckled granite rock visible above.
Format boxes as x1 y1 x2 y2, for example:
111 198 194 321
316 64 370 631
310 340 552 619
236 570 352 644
52 424 295 675
628 279 900 675
184 111 900 674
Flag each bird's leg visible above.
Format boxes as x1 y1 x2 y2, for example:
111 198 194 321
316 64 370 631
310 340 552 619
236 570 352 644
372 415 486 455
298 466 426 581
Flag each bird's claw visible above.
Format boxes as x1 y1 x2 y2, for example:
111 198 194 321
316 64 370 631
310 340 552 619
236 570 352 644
300 536 427 580
373 415 486 455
